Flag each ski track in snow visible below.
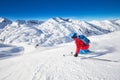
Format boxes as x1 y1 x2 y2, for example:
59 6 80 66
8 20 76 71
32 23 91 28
0 32 120 80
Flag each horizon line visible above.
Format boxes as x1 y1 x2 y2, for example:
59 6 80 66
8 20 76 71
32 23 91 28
1 16 120 21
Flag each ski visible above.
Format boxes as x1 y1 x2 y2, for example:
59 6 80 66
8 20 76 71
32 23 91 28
63 52 118 62
78 56 118 62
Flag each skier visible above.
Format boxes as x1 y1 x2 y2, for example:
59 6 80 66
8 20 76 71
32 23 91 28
35 44 39 48
71 33 90 57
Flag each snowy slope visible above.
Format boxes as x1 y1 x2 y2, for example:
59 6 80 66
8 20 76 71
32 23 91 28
0 22 43 45
114 19 120 25
89 19 120 31
0 31 120 80
0 17 120 47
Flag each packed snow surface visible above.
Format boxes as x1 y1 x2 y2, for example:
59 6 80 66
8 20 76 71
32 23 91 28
0 31 120 80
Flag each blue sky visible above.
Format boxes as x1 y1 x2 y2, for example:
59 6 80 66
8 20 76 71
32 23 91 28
0 0 120 20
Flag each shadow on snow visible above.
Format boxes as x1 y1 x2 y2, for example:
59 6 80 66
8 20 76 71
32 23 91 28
0 43 24 60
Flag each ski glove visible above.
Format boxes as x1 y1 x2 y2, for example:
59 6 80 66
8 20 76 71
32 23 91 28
74 54 78 57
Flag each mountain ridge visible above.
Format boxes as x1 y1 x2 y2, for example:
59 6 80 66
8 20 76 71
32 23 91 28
0 17 120 46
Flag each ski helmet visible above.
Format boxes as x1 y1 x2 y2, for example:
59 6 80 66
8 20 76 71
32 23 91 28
70 33 77 38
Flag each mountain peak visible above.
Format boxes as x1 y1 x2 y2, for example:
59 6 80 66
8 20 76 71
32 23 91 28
51 17 71 23
52 17 64 22
0 17 5 22
0 17 11 23
0 17 12 29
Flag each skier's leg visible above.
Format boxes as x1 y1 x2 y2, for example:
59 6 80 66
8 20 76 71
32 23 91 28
75 47 80 57
80 49 85 54
80 49 90 54
84 49 90 53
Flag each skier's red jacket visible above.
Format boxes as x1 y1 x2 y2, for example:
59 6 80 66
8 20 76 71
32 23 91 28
73 37 89 55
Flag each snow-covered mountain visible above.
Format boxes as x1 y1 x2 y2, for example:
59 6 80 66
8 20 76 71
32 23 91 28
0 17 120 46
89 19 120 32
0 17 12 33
